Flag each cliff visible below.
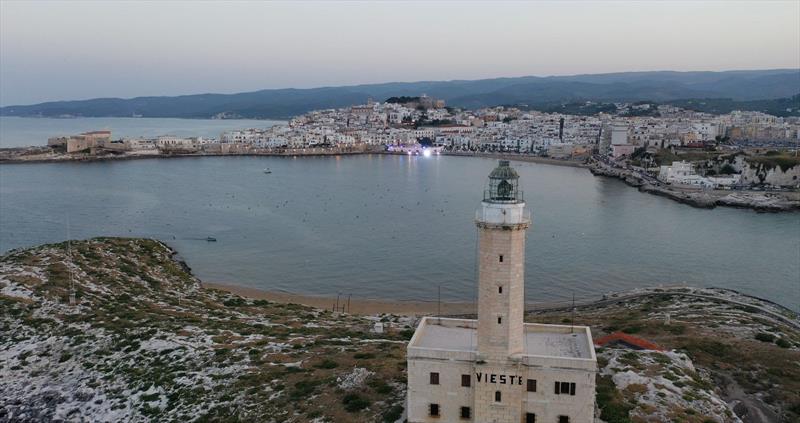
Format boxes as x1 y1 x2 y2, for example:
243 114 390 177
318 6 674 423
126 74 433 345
2 239 798 422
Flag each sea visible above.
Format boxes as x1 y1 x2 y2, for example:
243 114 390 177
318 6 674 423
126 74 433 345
1 117 799 312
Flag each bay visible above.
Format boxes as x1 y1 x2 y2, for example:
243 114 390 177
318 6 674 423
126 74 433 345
2 153 798 312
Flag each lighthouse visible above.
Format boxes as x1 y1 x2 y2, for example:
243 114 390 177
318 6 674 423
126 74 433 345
475 160 530 362
407 160 597 423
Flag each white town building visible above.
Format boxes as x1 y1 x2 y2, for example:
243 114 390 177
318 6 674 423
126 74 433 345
407 161 597 423
659 161 740 188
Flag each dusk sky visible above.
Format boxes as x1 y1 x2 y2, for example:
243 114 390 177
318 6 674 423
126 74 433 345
1 0 798 106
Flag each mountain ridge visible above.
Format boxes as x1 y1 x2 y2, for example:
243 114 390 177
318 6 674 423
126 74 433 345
2 69 798 119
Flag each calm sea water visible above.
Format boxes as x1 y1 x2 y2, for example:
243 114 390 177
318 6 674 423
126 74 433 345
1 154 798 312
0 116 286 148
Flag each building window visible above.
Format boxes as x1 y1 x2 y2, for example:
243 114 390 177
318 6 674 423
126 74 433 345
430 372 439 385
527 379 537 392
554 381 576 396
558 416 570 423
499 255 503 262
494 391 501 402
525 413 536 423
498 286 503 294
460 406 471 419
461 374 471 387
497 316 502 324
429 403 440 417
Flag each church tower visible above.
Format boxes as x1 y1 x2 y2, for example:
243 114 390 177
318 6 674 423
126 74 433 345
475 160 530 361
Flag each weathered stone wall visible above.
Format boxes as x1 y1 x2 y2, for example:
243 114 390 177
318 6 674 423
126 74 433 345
476 224 528 360
741 162 800 187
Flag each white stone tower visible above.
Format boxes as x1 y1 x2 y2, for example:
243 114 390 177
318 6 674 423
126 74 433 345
475 160 530 361
406 160 595 423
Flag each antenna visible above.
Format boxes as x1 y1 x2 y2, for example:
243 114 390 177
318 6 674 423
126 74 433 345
570 292 575 334
67 216 76 306
437 284 441 324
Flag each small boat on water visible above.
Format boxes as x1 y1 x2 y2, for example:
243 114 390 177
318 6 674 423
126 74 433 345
206 237 217 242
263 168 272 174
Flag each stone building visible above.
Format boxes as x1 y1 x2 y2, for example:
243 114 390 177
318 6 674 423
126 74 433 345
48 130 112 153
407 160 597 423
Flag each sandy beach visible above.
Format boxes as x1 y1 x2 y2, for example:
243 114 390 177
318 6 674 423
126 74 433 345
204 282 479 316
203 282 605 316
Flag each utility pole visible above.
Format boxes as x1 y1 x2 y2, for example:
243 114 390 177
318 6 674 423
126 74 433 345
571 292 575 334
437 284 441 324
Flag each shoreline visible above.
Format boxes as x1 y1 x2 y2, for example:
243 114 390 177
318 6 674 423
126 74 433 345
203 282 800 324
0 147 383 165
0 147 587 168
441 151 587 168
587 158 800 212
203 282 478 316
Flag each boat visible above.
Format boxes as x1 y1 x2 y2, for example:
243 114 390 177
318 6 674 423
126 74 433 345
206 237 217 242
263 168 272 174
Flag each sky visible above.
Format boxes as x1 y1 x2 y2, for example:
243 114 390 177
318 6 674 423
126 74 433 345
1 0 798 106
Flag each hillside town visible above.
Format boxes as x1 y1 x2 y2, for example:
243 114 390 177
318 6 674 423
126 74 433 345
2 95 799 208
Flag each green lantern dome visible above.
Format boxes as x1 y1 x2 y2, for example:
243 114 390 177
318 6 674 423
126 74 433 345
485 160 523 203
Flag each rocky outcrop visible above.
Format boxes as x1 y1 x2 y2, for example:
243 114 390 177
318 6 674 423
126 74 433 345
588 160 800 212
716 192 800 212
741 161 800 187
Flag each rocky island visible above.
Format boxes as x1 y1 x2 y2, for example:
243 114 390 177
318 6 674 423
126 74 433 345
1 238 799 422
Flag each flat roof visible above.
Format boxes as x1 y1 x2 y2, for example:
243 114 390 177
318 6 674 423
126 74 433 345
410 318 594 360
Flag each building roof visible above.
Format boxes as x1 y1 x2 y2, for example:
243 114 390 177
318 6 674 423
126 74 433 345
593 332 664 351
409 317 595 360
488 160 519 180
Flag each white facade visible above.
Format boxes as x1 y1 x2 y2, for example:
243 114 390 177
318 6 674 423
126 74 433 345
658 160 740 188
156 136 194 147
407 161 597 423
610 124 629 145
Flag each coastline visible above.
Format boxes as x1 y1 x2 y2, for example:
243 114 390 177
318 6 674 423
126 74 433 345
588 158 800 212
441 151 587 168
203 282 477 316
0 146 383 165
203 282 800 327
0 146 587 169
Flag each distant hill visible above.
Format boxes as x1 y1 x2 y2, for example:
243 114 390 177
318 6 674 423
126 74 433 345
538 95 800 118
663 94 800 117
1 69 798 119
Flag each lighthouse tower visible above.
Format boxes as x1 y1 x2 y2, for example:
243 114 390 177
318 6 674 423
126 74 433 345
473 161 531 422
475 160 530 361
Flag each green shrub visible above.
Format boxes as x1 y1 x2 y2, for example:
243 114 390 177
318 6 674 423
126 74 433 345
313 359 338 369
382 404 403 422
775 338 791 348
342 393 370 412
354 352 375 359
399 329 415 340
621 325 642 334
755 333 776 343
596 375 632 423
290 380 321 400
368 378 393 395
